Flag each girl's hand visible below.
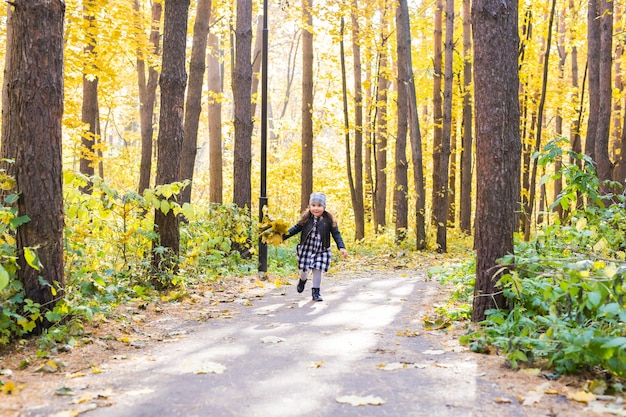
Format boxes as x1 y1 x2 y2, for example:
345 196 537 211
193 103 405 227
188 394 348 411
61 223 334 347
339 248 348 258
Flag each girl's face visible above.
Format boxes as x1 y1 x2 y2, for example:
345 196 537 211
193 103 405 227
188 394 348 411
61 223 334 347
310 202 325 217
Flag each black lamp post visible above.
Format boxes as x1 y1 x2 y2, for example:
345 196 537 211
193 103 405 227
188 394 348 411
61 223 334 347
258 0 269 276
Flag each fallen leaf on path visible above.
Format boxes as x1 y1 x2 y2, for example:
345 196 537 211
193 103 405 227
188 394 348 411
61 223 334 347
567 390 596 403
261 336 285 344
494 397 512 404
1 381 25 395
308 360 324 368
336 395 386 406
519 368 541 376
378 362 406 371
55 386 75 396
423 315 451 330
195 362 227 374
397 329 419 337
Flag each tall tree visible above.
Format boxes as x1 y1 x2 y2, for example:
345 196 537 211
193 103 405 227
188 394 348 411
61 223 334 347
152 0 190 280
472 0 521 321
4 0 66 330
398 0 427 250
595 0 614 196
350 0 365 241
207 16 223 204
394 0 409 242
80 0 99 190
180 0 212 205
233 0 253 210
135 0 162 194
431 0 443 227
459 0 473 234
301 0 314 211
373 23 389 231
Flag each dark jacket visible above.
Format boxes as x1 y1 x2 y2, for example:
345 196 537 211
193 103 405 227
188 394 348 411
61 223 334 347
284 212 346 251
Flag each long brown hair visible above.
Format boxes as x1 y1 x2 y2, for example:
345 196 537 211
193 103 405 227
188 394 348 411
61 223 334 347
298 208 338 227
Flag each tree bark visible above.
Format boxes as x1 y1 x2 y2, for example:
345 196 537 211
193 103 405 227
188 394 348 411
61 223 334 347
207 21 223 204
233 0 253 209
374 36 388 231
180 0 212 205
301 0 314 211
350 0 365 241
136 0 162 194
5 0 66 329
152 0 189 281
471 0 521 322
394 1 410 243
594 0 613 196
460 0 473 234
431 0 443 227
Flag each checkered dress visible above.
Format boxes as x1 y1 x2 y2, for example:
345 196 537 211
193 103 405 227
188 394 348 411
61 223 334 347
296 217 332 272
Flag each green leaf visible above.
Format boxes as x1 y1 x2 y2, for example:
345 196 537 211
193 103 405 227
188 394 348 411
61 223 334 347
9 215 30 228
0 265 9 291
24 248 40 270
601 337 626 349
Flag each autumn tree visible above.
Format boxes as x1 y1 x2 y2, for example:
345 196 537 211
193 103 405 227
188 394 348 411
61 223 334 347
233 0 253 210
472 0 521 321
459 0 473 234
207 13 224 204
80 0 100 191
180 0 212 205
3 0 66 329
301 0 314 211
152 0 189 280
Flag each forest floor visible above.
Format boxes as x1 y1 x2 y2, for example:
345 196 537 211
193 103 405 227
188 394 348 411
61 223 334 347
0 264 623 417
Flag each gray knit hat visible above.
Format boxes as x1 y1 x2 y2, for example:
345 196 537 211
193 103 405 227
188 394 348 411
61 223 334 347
309 192 326 207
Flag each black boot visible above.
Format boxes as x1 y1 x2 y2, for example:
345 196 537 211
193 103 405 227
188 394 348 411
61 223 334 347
297 279 307 293
312 288 323 302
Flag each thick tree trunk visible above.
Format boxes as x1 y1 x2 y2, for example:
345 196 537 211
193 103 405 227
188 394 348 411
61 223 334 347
152 0 189 281
136 0 162 194
350 0 365 241
180 0 212 205
233 0 253 209
394 1 409 243
207 25 223 204
301 0 314 211
5 0 66 330
471 0 520 322
459 0 473 234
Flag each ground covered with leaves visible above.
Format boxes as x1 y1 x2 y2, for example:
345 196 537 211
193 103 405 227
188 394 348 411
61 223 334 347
1 259 622 416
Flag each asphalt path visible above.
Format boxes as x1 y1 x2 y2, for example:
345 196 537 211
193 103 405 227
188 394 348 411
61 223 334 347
19 270 562 417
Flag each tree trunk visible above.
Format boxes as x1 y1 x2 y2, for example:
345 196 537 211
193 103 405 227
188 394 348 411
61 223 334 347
5 0 66 330
233 0 253 209
350 0 365 241
251 15 263 118
136 0 162 194
585 0 600 161
471 0 521 322
301 0 314 211
431 0 443 228
207 23 223 204
80 0 98 190
435 0 454 252
374 32 389 231
180 0 212 205
394 1 409 243
152 0 189 281
594 0 613 196
459 0 473 234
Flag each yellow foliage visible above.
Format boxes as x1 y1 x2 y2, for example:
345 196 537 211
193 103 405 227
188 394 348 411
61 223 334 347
258 206 290 246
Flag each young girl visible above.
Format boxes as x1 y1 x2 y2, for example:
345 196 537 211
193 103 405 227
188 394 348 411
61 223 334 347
283 192 348 301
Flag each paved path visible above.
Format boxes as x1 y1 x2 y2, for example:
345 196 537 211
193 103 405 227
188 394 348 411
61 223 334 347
18 270 582 417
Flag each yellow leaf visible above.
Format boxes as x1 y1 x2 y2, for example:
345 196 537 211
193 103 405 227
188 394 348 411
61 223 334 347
494 397 512 404
567 390 596 403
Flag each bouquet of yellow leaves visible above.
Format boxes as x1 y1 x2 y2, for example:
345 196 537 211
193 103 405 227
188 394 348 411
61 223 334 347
258 206 290 246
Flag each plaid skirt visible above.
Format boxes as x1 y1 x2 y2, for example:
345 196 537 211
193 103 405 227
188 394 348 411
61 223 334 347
297 227 331 272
